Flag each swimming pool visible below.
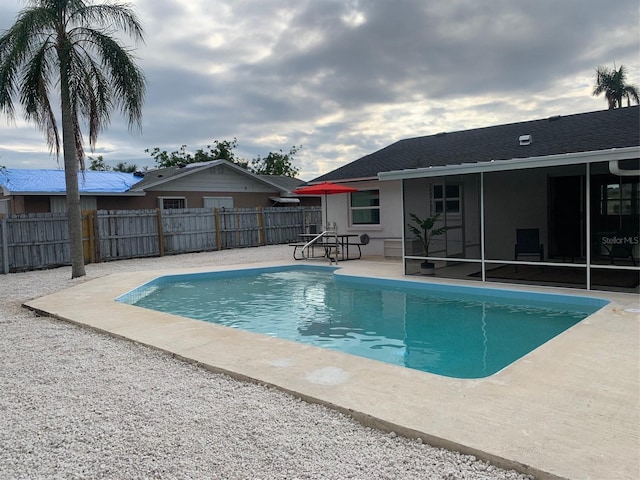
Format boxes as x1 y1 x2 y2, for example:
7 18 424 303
117 265 608 378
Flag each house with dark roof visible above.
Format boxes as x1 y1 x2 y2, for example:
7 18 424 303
308 106 639 291
0 160 314 214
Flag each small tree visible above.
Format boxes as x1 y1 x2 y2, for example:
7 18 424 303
251 146 301 176
88 156 137 172
114 162 137 173
146 138 247 169
88 155 111 171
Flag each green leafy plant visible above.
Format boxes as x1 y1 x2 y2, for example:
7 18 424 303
408 212 449 258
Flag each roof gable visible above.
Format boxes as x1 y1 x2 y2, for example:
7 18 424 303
312 106 640 182
130 160 291 193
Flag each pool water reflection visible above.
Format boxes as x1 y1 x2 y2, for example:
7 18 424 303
117 266 608 378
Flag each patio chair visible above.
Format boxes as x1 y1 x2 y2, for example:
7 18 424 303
351 233 370 259
515 228 544 261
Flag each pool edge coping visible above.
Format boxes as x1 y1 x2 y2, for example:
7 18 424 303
23 259 640 480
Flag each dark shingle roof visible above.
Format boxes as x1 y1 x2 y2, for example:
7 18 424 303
312 106 640 182
259 175 305 192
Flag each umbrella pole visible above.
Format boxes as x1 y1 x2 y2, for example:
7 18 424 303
324 193 328 231
323 193 339 264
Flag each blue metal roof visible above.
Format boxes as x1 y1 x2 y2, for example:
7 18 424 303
0 169 141 193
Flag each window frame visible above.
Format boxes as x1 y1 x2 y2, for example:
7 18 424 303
349 189 380 226
600 180 639 216
158 196 187 210
432 183 461 215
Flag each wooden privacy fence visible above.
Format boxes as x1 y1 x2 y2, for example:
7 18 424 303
0 206 321 273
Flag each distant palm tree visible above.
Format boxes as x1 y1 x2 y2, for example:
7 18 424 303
593 64 639 109
0 0 146 278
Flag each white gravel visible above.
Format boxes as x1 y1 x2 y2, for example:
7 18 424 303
0 246 534 480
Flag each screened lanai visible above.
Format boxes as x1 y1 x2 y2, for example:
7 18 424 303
380 147 640 293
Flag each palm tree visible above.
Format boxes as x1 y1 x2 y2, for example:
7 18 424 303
593 64 639 109
0 0 146 278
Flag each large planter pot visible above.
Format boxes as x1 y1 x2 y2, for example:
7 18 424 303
420 261 435 275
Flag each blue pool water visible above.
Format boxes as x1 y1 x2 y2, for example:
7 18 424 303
117 265 608 378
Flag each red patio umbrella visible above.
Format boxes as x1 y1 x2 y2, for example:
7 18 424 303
294 181 358 231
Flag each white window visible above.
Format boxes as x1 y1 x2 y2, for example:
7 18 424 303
350 190 380 225
432 184 461 215
204 197 234 209
0 199 9 215
50 196 97 212
158 197 186 210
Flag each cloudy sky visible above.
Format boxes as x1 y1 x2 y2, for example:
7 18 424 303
0 0 638 180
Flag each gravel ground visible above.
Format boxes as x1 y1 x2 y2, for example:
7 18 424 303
0 246 534 480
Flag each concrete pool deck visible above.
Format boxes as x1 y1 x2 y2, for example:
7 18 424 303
24 259 639 480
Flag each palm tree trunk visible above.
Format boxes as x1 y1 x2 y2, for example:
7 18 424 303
60 67 86 278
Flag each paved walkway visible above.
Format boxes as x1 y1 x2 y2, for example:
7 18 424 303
25 259 640 480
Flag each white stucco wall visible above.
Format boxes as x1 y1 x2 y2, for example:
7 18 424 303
323 179 402 257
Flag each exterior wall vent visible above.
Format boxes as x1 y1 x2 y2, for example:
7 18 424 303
519 134 532 146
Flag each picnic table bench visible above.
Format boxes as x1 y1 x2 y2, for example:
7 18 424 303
290 233 369 261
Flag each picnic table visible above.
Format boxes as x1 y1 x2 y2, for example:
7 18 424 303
290 233 361 261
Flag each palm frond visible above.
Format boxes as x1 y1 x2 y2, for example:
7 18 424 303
81 27 145 130
73 3 145 44
593 64 639 109
20 41 60 155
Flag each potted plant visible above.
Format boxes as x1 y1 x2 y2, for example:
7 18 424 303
408 212 449 275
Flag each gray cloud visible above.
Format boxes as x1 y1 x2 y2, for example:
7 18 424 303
0 0 638 179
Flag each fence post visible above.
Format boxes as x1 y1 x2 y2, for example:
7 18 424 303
82 210 94 264
235 208 241 246
257 206 266 245
87 210 97 264
156 208 165 256
1 215 8 274
214 208 222 250
92 210 100 262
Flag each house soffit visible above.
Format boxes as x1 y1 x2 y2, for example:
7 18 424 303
303 176 379 186
378 147 640 181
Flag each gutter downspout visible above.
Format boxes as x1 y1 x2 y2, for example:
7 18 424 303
609 160 640 176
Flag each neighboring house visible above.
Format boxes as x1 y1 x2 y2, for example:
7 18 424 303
0 160 315 214
0 169 143 214
308 106 639 287
127 161 310 210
